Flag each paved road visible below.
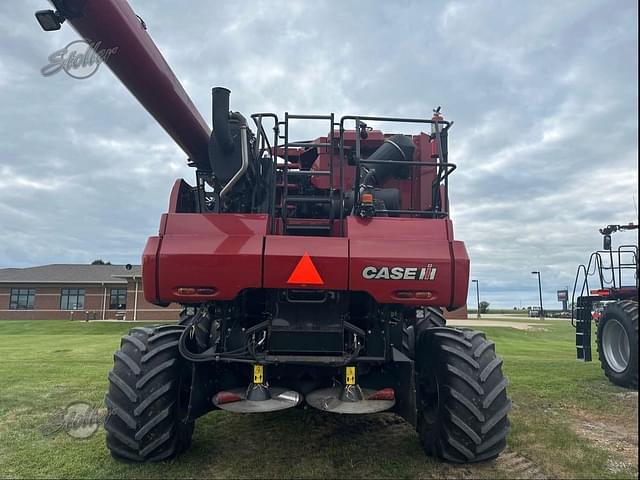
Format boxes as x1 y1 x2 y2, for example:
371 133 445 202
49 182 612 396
449 319 546 330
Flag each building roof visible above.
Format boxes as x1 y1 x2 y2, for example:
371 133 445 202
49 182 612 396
0 264 142 285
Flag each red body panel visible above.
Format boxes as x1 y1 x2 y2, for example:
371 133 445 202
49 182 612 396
451 241 471 309
145 214 268 302
142 236 161 303
143 206 470 309
347 217 467 308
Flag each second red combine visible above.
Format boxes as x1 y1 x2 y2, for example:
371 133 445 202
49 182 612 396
36 0 511 464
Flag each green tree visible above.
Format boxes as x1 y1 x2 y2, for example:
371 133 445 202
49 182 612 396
91 259 111 265
479 301 490 314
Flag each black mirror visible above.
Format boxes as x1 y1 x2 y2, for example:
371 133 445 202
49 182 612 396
35 10 64 31
603 234 611 250
125 264 133 271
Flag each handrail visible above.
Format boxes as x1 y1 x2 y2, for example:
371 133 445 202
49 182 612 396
340 114 455 217
251 113 279 233
571 246 638 327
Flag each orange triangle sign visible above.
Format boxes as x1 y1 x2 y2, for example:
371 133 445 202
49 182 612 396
287 252 324 285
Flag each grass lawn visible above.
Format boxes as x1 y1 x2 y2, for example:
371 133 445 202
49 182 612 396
0 320 637 479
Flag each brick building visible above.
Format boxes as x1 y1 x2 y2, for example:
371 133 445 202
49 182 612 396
0 264 180 321
0 264 467 321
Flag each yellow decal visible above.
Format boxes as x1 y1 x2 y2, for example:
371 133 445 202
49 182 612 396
253 364 264 384
345 366 356 385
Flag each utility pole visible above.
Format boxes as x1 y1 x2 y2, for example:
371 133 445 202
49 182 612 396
531 271 544 319
471 279 480 319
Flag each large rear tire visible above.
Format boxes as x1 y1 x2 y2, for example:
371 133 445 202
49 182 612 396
104 325 194 462
597 300 638 388
415 327 511 463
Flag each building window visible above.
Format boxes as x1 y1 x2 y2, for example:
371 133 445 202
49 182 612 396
110 288 127 310
9 288 35 310
60 288 85 310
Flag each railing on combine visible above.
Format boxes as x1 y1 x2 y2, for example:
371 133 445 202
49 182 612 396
339 115 456 223
251 112 458 236
571 245 638 361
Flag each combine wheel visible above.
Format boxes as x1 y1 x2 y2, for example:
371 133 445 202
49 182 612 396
415 327 511 463
597 300 638 388
105 325 194 462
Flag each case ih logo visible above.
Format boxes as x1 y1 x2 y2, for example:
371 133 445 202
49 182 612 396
362 265 437 281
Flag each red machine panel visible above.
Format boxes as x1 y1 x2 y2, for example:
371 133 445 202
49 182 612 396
153 214 268 303
263 236 349 290
347 217 467 307
142 236 161 304
450 241 471 309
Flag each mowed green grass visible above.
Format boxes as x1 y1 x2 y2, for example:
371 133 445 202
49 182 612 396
0 320 637 479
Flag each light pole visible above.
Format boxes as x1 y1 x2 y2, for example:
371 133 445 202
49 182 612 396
471 279 480 318
531 271 544 319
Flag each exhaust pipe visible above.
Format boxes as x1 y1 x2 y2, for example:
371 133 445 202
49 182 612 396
211 87 234 154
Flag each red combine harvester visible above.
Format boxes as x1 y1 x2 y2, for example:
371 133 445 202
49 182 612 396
36 0 511 464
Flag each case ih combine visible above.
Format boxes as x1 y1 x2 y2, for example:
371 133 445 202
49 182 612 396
572 223 638 388
36 0 511 464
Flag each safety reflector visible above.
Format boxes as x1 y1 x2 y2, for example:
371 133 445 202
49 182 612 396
287 252 324 285
366 388 395 401
214 391 242 405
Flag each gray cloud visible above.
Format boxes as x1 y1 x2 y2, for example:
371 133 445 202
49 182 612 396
0 0 637 308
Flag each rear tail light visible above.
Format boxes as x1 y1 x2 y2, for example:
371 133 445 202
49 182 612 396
176 287 217 296
395 291 413 298
196 288 216 295
415 291 433 299
394 291 434 299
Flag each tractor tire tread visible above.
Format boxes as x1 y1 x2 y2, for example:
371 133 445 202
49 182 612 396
416 327 511 463
104 324 193 463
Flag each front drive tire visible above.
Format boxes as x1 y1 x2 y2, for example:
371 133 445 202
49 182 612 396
415 327 511 463
597 300 638 388
104 325 194 462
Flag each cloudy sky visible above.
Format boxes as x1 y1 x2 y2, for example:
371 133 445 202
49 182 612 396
1 0 637 308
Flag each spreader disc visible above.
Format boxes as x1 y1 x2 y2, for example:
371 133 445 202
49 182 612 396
306 387 396 414
213 387 302 413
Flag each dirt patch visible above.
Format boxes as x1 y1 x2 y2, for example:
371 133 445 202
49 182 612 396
300 410 545 479
615 390 639 401
493 449 546 479
571 408 638 472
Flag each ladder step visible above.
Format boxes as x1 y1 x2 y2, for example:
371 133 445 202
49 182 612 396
285 196 331 204
285 170 331 176
285 224 332 231
287 142 332 148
